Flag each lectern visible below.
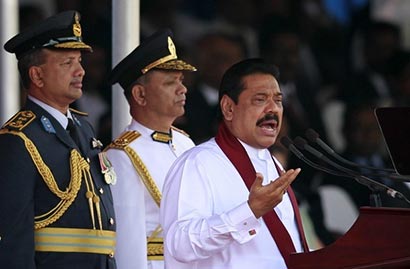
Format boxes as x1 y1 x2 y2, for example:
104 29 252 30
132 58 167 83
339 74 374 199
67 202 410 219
288 207 410 269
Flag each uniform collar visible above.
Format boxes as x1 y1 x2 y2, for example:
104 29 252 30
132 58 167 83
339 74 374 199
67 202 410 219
151 130 172 143
128 119 172 143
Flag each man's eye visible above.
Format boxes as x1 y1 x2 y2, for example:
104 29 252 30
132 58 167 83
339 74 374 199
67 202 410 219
165 81 176 86
254 97 266 103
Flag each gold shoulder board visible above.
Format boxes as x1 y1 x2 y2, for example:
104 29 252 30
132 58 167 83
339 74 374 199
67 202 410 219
69 108 88 116
171 126 190 137
2 111 36 131
105 131 141 150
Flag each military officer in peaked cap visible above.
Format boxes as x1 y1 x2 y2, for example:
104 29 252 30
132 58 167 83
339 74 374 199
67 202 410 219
0 10 116 268
105 29 196 269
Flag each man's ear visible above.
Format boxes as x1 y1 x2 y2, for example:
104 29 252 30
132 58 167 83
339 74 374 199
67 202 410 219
28 66 44 87
220 95 234 121
131 84 146 106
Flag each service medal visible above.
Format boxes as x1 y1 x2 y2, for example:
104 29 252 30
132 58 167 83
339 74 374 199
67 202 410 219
104 168 117 185
98 152 117 185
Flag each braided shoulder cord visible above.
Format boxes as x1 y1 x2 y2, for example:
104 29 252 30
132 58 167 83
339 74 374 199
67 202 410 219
123 146 162 207
0 129 86 229
105 131 162 207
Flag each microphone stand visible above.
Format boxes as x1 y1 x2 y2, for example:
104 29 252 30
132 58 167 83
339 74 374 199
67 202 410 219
369 192 382 207
354 176 383 207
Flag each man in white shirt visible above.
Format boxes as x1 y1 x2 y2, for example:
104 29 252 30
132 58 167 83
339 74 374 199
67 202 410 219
105 29 197 269
160 58 308 269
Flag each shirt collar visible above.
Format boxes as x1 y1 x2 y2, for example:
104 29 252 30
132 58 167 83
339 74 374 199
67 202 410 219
238 139 271 161
28 95 70 128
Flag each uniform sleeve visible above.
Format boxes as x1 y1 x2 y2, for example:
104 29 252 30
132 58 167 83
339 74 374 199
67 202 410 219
160 152 261 263
0 133 36 268
107 148 148 269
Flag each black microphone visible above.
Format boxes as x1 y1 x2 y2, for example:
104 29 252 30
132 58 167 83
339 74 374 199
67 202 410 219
294 136 372 178
291 136 410 204
280 136 348 178
281 135 388 206
305 128 395 173
305 128 410 182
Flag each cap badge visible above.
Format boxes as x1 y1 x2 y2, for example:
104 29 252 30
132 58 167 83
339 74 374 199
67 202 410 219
73 13 82 37
141 36 178 74
168 36 176 58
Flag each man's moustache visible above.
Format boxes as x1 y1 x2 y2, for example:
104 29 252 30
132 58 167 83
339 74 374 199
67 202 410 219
256 114 279 126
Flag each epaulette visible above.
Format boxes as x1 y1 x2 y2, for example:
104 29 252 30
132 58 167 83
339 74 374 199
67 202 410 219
69 108 88 116
171 126 190 137
2 110 36 131
105 131 141 150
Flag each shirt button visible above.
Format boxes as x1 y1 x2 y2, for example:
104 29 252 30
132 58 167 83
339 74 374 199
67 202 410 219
109 252 115 258
86 158 91 163
109 218 115 225
99 188 104 194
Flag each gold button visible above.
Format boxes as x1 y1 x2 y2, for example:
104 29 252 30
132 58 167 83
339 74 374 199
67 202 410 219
99 188 104 194
109 218 115 225
109 252 115 258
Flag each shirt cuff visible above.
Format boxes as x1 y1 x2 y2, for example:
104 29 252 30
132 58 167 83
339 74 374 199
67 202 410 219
222 201 261 243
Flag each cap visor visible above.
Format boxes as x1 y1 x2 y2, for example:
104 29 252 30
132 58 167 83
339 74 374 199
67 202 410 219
54 41 93 52
155 59 197 72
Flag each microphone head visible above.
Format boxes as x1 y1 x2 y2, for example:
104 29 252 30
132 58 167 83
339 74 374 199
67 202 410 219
293 136 308 150
280 136 293 149
305 128 319 143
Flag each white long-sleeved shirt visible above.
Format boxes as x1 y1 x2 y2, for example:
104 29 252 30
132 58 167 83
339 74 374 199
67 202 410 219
160 138 302 269
106 120 195 269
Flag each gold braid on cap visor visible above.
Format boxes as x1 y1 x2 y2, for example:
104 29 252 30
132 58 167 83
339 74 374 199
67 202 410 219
155 60 197 72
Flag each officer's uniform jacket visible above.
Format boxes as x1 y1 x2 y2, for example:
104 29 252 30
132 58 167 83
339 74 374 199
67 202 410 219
0 98 116 269
105 119 195 269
